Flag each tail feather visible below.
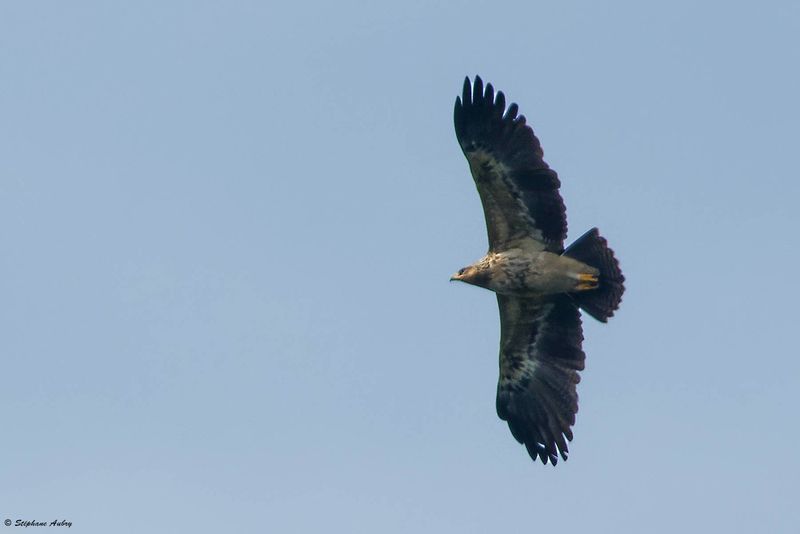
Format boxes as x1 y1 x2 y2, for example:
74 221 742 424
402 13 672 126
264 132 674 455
563 228 625 323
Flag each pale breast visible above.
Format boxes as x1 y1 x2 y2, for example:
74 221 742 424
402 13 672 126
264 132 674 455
488 250 595 296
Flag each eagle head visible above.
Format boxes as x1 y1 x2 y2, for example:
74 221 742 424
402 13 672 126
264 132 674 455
450 263 491 288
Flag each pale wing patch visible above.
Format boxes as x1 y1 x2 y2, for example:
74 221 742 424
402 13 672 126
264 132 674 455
467 149 546 250
498 299 550 386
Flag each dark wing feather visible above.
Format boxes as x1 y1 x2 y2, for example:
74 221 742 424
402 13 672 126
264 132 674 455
496 294 585 465
454 76 567 253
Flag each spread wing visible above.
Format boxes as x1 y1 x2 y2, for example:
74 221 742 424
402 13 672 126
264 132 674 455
454 76 567 253
496 294 585 465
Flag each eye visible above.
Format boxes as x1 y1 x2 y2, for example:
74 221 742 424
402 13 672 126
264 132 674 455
458 268 466 275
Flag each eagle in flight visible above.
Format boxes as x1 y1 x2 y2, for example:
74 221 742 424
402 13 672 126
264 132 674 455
451 76 625 465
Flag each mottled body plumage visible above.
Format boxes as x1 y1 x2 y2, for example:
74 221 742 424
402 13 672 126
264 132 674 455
455 249 599 297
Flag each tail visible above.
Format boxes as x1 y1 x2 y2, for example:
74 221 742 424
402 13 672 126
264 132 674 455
563 228 625 323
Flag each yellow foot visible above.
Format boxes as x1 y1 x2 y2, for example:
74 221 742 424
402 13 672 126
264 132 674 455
575 273 599 291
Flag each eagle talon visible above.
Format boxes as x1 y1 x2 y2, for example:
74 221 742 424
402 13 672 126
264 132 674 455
575 273 599 291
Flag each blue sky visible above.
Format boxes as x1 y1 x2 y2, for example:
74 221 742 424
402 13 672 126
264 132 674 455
1 1 798 532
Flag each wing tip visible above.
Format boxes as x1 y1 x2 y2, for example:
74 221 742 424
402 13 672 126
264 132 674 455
459 75 516 113
505 416 573 466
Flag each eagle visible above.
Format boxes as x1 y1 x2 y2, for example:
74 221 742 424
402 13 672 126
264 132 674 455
451 76 625 465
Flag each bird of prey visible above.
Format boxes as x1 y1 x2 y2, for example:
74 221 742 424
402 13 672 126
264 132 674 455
451 76 625 465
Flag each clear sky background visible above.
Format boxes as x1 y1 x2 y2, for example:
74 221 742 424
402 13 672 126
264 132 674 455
2 1 798 532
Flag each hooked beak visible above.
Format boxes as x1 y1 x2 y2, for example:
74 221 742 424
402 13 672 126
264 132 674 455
450 272 462 282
